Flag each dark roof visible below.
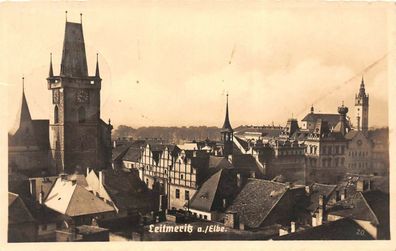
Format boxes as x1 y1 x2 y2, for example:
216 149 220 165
189 169 224 212
122 147 142 162
327 192 379 224
227 179 288 228
9 89 31 136
274 218 374 240
301 113 340 128
361 190 389 226
307 183 337 211
9 192 36 224
344 130 360 140
102 169 153 211
112 144 130 161
234 136 250 151
232 154 261 173
60 22 88 77
208 156 232 170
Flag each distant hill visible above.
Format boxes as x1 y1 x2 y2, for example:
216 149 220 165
113 125 222 143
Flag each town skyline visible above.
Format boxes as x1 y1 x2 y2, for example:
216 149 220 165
2 2 390 129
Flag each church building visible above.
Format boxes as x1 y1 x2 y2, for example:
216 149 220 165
9 16 113 176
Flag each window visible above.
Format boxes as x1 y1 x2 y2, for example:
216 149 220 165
176 189 180 199
204 215 208 220
180 174 184 180
42 224 47 231
54 106 59 123
78 106 86 123
185 190 190 200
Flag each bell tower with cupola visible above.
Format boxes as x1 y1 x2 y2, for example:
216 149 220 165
355 76 369 135
47 13 112 174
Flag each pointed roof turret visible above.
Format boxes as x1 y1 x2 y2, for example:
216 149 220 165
221 93 233 133
358 76 366 97
49 53 54 78
95 53 100 78
9 77 33 135
60 17 88 77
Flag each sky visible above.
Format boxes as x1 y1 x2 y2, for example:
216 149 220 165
0 1 393 129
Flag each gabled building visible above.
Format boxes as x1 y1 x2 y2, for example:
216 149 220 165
188 168 238 221
8 192 37 242
44 176 115 226
226 179 305 230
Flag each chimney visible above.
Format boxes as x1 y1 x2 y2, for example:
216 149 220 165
113 140 117 148
99 171 105 187
86 167 90 177
227 154 233 163
317 195 325 226
356 179 364 192
341 188 347 200
38 191 44 204
290 221 296 233
224 211 239 229
319 194 324 207
222 198 227 209
236 173 242 188
305 185 311 195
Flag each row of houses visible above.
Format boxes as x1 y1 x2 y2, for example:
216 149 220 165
8 168 156 242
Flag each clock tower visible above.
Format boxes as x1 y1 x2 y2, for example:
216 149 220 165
355 77 369 135
47 17 112 174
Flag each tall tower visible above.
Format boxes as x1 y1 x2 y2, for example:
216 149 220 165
355 77 369 134
47 16 112 174
221 94 233 157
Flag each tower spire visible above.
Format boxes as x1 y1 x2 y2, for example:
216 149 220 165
49 53 54 77
221 93 233 132
95 53 100 78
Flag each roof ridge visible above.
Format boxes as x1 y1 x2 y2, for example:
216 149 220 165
359 192 380 225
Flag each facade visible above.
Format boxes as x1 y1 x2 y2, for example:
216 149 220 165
47 20 112 174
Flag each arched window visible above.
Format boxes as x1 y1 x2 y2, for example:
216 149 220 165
54 106 59 124
78 106 86 123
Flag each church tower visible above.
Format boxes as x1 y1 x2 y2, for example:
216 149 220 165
355 77 369 134
221 94 234 157
47 15 112 174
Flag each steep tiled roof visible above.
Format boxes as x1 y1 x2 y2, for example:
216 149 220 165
122 147 143 162
45 178 114 217
102 169 153 211
208 156 232 170
234 136 250 151
60 22 88 77
227 179 288 228
327 192 379 224
232 154 260 173
112 144 131 161
307 183 337 211
274 218 373 240
301 113 340 128
9 192 36 224
189 169 224 212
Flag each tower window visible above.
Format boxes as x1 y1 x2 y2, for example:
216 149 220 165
78 106 86 123
54 106 59 123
